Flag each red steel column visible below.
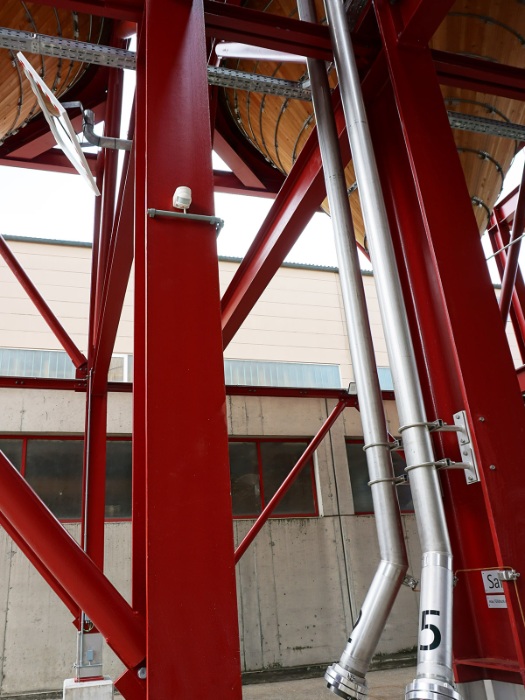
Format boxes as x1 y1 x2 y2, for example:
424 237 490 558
132 24 146 618
373 0 525 683
499 165 525 325
143 0 241 696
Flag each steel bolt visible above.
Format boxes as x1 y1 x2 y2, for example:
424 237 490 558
137 667 147 680
479 416 485 422
489 464 496 471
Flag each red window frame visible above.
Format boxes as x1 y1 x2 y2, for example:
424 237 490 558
229 436 319 519
0 434 132 523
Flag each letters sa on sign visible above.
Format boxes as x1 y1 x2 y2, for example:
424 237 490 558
481 570 507 609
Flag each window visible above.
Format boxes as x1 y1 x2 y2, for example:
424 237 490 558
224 359 341 389
377 367 394 391
0 435 318 521
0 348 133 382
346 439 413 514
229 438 318 518
0 436 132 520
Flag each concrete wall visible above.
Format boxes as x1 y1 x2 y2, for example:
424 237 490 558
0 390 421 695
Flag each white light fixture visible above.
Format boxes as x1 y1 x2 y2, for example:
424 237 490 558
173 186 192 213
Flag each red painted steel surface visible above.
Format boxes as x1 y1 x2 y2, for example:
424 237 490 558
30 0 143 21
221 92 347 348
132 26 146 619
0 451 145 668
374 0 525 683
235 398 347 562
0 236 87 370
499 165 525 325
220 53 388 348
142 0 241 695
488 220 525 363
432 50 525 104
204 0 332 61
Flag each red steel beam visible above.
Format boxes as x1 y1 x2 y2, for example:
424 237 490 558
235 398 347 562
93 65 125 348
115 668 146 700
92 148 135 394
29 0 143 21
0 236 87 370
220 97 344 348
500 163 525 324
213 110 285 193
489 221 525 364
433 50 525 103
81 62 126 570
375 0 525 681
8 103 105 161
131 24 146 619
204 0 332 60
220 55 387 347
0 451 145 669
395 0 455 45
0 508 78 618
143 0 241 694
0 151 98 175
492 186 521 226
0 376 395 403
213 169 278 198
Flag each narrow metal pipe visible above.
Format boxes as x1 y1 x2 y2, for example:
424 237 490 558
500 163 525 324
297 1 407 695
83 109 133 151
235 398 347 563
323 2 460 700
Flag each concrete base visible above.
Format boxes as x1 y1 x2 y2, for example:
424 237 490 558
63 678 113 699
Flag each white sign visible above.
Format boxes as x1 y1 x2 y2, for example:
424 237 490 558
481 570 504 594
486 595 507 609
481 571 507 609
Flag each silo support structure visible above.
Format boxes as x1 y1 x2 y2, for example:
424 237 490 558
297 0 408 696
323 2 460 700
136 0 243 697
372 0 525 689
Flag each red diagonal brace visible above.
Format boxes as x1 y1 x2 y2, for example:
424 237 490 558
221 56 387 348
92 148 135 394
0 451 145 669
0 509 78 618
500 163 525 324
30 0 143 22
220 96 346 348
0 236 87 370
115 669 146 700
235 398 347 562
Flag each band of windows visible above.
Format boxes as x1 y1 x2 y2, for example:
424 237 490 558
0 435 413 520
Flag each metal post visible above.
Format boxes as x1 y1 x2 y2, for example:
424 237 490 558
235 398 347 563
323 2 459 700
499 163 525 324
143 0 242 695
297 1 407 695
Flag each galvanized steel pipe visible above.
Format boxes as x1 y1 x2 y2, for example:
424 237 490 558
322 1 460 699
297 0 408 695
